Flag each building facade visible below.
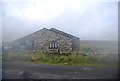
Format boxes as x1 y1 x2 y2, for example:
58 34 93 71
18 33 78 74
4 28 80 52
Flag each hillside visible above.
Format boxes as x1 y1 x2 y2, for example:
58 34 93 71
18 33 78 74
80 41 118 54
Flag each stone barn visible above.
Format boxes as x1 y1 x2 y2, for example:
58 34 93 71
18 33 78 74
11 28 80 52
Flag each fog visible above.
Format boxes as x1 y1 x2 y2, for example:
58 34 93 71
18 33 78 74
1 0 118 42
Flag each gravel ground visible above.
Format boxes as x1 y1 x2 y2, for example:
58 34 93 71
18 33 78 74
2 61 118 79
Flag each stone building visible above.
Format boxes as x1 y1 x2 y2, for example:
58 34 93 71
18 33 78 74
9 28 80 52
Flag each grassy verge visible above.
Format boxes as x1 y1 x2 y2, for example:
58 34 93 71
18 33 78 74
3 51 118 67
0 52 2 61
3 51 32 62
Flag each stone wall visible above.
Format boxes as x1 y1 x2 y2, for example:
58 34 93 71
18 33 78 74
71 37 80 51
12 28 72 52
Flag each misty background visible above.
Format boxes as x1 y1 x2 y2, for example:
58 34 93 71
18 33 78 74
0 0 118 55
0 0 118 42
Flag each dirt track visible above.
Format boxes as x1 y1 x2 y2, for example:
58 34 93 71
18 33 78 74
2 61 118 79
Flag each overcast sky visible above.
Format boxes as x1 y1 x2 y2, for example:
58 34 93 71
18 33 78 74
1 0 118 42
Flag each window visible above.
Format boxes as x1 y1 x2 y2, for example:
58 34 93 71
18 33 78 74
49 41 58 49
54 42 57 48
49 42 52 48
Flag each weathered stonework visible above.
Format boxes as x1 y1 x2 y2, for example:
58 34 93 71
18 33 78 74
11 28 79 52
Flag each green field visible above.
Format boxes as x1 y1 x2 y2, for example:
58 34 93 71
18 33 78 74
0 52 2 60
3 51 118 67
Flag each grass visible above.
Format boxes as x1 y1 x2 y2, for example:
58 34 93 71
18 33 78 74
3 51 32 62
3 51 118 67
0 52 2 60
